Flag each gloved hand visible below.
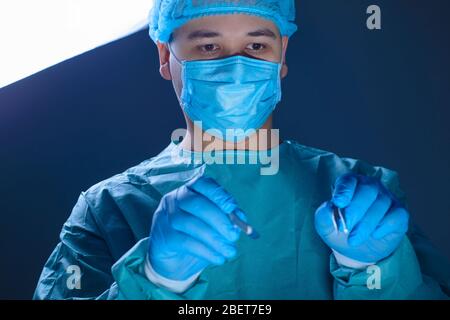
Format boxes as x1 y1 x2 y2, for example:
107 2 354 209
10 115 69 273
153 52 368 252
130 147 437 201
148 175 245 281
315 173 410 265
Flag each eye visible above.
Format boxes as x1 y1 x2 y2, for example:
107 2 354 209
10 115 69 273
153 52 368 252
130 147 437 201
246 43 267 52
198 44 220 54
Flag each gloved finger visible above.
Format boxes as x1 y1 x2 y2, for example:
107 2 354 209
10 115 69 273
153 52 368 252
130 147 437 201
170 211 238 259
187 176 239 214
177 186 240 242
347 191 392 247
189 176 250 233
170 230 227 266
372 206 409 240
332 173 358 208
342 178 379 232
314 201 336 238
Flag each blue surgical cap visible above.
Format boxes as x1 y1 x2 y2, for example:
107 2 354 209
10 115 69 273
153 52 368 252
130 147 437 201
148 0 298 43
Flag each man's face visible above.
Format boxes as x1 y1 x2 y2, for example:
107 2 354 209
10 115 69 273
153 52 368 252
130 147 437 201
157 14 289 104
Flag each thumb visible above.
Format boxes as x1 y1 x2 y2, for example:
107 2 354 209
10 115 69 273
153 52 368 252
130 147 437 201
332 173 358 208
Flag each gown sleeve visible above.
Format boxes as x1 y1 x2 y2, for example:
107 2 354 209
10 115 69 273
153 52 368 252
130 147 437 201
331 159 450 299
33 193 208 300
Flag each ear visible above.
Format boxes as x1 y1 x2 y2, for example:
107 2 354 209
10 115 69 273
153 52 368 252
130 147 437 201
280 36 289 79
157 41 172 81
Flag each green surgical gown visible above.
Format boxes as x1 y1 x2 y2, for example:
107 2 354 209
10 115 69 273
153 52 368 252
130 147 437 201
33 140 450 299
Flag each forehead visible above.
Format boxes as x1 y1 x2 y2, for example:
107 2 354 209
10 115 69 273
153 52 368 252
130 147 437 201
172 14 280 40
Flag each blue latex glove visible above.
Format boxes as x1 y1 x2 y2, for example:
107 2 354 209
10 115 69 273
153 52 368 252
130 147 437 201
315 173 410 264
148 175 246 281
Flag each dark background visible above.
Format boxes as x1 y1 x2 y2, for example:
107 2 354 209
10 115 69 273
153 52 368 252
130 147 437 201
0 0 449 299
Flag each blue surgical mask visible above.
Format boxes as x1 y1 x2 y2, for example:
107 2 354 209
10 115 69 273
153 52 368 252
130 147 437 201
169 45 282 142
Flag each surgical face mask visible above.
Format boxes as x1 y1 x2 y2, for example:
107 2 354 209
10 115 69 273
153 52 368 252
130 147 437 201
169 44 283 142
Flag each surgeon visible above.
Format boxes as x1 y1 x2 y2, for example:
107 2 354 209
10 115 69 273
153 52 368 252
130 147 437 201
34 0 450 299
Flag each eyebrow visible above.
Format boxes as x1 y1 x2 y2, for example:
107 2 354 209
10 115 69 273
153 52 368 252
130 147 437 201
187 30 222 40
247 28 278 39
186 28 278 41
